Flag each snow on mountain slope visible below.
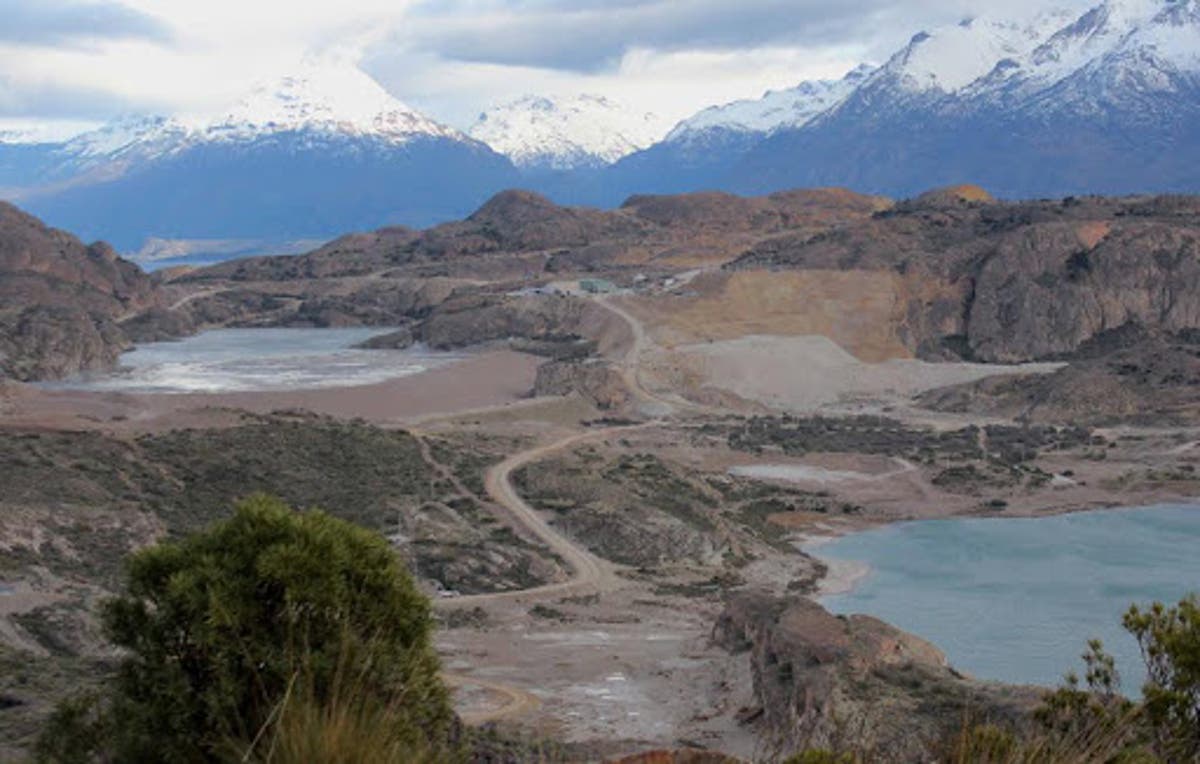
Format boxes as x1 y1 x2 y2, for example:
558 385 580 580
727 0 1200 199
470 94 669 170
47 61 466 173
875 10 1081 94
666 65 874 141
63 116 191 163
10 60 518 252
1008 0 1200 89
204 62 461 143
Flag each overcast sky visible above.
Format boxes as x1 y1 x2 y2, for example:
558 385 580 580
0 0 1089 134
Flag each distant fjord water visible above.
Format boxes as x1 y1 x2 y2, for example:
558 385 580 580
813 504 1200 690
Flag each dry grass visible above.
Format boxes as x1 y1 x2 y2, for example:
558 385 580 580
227 641 452 764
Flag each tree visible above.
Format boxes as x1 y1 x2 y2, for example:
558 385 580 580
1124 595 1200 760
1034 594 1200 763
44 494 452 762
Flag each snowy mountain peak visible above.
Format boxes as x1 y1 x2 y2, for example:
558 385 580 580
64 115 190 159
667 64 875 142
973 0 1200 94
205 62 459 142
469 93 669 170
882 13 1076 93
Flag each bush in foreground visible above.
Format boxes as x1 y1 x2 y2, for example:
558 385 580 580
38 494 453 762
949 594 1199 763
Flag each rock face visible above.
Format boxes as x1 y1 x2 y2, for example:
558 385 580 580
0 203 161 380
0 307 131 381
920 327 1200 425
713 593 1035 761
731 193 1200 362
414 293 597 350
533 360 631 410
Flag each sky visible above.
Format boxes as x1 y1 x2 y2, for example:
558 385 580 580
0 0 1089 136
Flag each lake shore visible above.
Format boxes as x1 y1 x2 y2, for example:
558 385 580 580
0 349 543 433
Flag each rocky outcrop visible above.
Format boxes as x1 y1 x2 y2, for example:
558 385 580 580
414 294 596 350
731 193 1200 363
175 187 888 286
184 226 420 282
533 360 631 410
920 327 1200 426
713 592 1035 761
0 307 130 381
0 203 163 381
124 278 467 344
355 327 415 350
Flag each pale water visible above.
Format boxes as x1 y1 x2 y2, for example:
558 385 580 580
813 504 1200 690
45 328 462 394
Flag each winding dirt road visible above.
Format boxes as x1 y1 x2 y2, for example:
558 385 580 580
594 295 725 417
439 422 655 608
431 294 689 723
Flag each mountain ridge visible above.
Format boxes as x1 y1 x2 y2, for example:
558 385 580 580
469 94 668 170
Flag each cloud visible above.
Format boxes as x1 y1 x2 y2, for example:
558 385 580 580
0 73 132 118
365 43 864 129
0 0 169 46
0 0 1095 130
398 0 1054 72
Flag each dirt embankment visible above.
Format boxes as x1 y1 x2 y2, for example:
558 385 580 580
617 267 966 362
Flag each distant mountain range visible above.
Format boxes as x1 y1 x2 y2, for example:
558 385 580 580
725 0 1200 199
0 63 518 256
2 0 1198 259
469 94 669 171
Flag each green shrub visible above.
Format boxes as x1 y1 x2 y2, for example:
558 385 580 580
38 494 451 762
1124 595 1200 759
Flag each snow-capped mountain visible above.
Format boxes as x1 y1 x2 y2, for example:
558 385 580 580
57 63 464 167
470 94 669 171
7 61 519 254
7 0 1200 253
878 12 1079 96
724 0 1200 198
667 65 874 141
564 65 877 204
203 63 462 145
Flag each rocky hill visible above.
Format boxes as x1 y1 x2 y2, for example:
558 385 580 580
731 190 1200 364
0 203 161 380
714 592 1036 761
919 326 1200 425
182 187 889 285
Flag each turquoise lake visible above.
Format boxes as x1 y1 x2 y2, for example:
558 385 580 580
814 504 1200 690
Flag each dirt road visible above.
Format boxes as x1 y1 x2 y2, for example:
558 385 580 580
593 295 715 416
442 672 544 725
439 423 656 608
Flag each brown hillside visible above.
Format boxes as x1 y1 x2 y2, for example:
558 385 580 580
0 203 161 380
